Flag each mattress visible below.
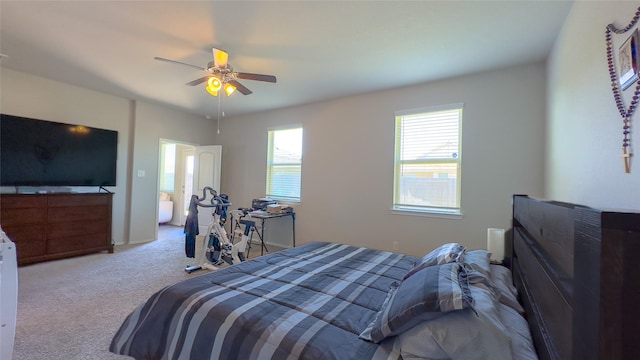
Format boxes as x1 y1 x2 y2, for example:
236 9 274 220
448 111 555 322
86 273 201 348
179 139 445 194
110 242 536 360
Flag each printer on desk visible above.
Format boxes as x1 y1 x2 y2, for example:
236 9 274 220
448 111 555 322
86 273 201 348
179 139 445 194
251 198 293 215
252 198 276 211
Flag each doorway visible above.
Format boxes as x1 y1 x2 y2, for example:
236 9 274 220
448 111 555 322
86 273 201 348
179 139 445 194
157 140 222 239
158 140 196 231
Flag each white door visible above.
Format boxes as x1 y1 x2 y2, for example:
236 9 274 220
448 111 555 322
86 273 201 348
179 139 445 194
192 145 222 235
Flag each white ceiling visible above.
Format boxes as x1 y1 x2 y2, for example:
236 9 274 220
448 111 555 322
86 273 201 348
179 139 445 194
0 1 573 119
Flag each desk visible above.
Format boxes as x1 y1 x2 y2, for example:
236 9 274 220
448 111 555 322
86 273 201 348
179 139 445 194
248 211 296 256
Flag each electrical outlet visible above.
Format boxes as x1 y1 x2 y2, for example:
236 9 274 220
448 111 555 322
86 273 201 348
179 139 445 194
392 241 399 251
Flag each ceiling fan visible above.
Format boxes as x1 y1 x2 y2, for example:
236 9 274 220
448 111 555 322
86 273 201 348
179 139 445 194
154 48 277 96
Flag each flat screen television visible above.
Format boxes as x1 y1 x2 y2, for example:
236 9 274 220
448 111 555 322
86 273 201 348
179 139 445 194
0 114 118 187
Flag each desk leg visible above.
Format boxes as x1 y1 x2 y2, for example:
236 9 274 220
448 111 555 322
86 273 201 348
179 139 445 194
257 219 269 256
292 213 296 247
245 227 255 258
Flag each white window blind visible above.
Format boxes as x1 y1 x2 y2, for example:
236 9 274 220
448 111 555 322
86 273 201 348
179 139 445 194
393 105 462 214
266 127 303 202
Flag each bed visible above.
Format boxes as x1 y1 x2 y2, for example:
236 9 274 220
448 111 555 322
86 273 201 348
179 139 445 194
110 241 530 359
111 195 640 359
511 195 640 360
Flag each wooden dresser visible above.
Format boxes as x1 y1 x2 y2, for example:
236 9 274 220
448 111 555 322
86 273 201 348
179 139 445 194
0 192 113 265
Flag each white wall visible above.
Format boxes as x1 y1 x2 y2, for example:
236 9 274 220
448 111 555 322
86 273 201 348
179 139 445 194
124 101 221 242
129 102 217 243
547 1 640 211
217 63 546 256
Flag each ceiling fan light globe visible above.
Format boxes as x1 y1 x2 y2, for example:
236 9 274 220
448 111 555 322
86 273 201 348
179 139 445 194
223 83 236 96
206 87 218 96
213 48 229 69
206 77 222 96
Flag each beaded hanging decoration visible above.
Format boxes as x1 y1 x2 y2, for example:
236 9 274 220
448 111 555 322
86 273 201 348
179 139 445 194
606 6 640 173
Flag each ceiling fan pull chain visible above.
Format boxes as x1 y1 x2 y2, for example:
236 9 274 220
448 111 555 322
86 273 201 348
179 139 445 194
217 95 222 134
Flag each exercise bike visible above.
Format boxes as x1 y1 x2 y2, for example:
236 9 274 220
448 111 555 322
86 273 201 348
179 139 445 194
185 187 249 273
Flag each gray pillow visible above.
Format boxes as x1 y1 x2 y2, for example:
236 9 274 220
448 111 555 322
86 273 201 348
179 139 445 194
359 262 473 343
463 249 491 277
398 282 513 360
490 264 524 314
498 303 537 359
402 243 466 280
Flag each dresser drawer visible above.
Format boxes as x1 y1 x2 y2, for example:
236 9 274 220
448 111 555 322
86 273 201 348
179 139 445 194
0 194 46 209
0 195 46 226
47 205 108 223
47 233 109 254
47 194 109 207
3 225 47 259
47 219 108 239
0 207 47 226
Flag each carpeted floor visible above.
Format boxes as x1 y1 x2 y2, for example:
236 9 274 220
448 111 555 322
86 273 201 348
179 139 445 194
12 225 272 360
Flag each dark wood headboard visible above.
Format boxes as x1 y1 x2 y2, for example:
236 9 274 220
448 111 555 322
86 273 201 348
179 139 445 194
511 195 640 360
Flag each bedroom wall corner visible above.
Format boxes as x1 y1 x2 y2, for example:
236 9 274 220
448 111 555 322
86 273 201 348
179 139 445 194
127 101 219 244
546 1 640 211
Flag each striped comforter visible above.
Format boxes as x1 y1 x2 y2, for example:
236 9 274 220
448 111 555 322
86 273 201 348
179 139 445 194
110 242 419 360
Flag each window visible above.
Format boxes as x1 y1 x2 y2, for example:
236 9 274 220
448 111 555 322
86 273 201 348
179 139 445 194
159 142 176 192
393 104 462 215
266 127 303 202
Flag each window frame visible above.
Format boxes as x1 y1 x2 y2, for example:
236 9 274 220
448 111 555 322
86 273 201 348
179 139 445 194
266 126 303 203
392 103 463 217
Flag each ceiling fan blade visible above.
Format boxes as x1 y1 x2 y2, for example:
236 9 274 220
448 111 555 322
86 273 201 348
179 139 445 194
228 80 253 95
235 72 277 83
154 56 205 71
212 48 228 69
185 76 210 86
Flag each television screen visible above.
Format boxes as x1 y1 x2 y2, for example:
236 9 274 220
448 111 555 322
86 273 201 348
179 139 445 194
0 114 118 186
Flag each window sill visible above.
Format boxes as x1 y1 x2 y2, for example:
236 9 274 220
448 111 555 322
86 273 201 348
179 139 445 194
391 207 463 220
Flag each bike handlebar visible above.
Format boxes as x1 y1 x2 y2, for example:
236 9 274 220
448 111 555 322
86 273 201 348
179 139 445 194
196 186 231 208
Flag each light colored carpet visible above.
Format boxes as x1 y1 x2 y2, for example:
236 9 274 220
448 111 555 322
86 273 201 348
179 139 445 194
12 225 273 360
